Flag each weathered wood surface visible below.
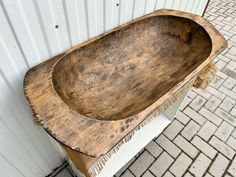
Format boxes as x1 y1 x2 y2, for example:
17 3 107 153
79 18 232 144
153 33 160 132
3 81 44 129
24 10 227 157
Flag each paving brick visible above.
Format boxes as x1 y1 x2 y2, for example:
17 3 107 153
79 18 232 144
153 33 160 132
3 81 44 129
189 95 207 111
229 46 236 56
232 129 236 138
231 35 236 43
181 120 201 140
225 61 236 71
204 173 213 177
189 153 211 177
219 86 236 101
218 54 230 63
149 152 174 177
215 108 236 126
230 108 236 117
120 170 134 177
219 96 235 112
228 156 236 176
175 111 190 125
184 172 194 177
155 135 181 158
198 121 218 141
209 136 235 159
204 96 222 112
191 136 217 159
169 153 192 177
183 107 206 125
199 107 222 126
145 141 163 158
223 77 236 90
233 86 236 93
207 86 226 100
163 171 174 177
209 153 230 177
129 151 155 177
226 136 236 151
164 120 184 140
174 135 199 158
215 121 234 141
216 71 228 80
142 171 154 177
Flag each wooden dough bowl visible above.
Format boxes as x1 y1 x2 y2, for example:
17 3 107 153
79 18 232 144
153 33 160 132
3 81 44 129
24 10 227 157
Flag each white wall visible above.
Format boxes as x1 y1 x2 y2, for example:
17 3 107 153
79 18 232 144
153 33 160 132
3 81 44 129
0 0 208 176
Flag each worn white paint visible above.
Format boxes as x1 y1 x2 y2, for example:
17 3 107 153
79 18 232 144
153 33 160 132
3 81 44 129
0 0 208 176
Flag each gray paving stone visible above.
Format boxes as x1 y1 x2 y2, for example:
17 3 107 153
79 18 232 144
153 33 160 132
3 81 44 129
209 153 230 177
226 136 236 151
189 95 207 111
219 86 236 101
207 86 226 100
189 153 211 177
228 156 236 176
223 77 236 90
199 107 222 126
230 108 236 117
231 128 236 138
149 152 174 177
145 141 163 158
198 121 218 141
142 171 154 177
164 120 184 140
169 153 192 177
155 135 181 158
209 136 235 159
174 135 199 158
192 136 217 159
181 120 201 141
120 170 135 177
215 121 234 141
215 108 236 126
225 62 236 74
204 96 222 112
129 151 155 177
219 96 235 112
163 171 174 177
229 46 236 56
184 172 194 177
183 107 206 125
204 173 213 177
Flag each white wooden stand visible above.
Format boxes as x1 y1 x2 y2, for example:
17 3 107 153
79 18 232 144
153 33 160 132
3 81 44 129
69 92 188 177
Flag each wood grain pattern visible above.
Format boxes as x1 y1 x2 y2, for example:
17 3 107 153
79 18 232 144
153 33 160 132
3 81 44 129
24 10 227 157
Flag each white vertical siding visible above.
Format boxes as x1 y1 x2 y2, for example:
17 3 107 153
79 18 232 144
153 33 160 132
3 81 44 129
0 0 208 176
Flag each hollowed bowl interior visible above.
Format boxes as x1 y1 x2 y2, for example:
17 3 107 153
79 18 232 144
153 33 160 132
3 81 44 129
52 15 212 121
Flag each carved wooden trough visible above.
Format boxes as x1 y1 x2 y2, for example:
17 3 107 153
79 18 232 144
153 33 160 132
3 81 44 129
24 10 227 176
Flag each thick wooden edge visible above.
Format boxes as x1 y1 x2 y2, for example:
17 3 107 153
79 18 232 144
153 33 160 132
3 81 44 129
24 9 227 157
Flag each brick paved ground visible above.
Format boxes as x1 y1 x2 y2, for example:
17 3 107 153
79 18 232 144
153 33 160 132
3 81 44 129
115 0 236 176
